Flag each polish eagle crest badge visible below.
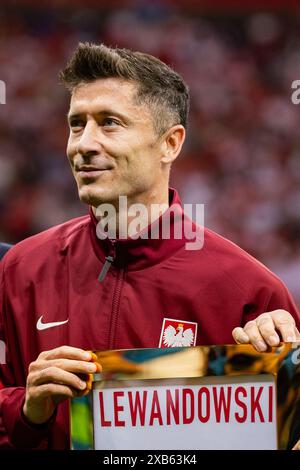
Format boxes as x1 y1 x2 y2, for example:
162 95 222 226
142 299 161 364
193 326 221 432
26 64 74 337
159 318 198 348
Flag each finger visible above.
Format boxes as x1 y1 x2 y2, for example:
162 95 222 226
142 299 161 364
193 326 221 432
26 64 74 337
28 367 87 391
294 327 300 341
38 346 92 362
89 352 99 363
244 321 268 352
255 314 280 347
28 383 80 401
271 310 297 342
232 327 250 344
292 439 300 450
29 358 98 375
78 373 93 397
88 353 102 373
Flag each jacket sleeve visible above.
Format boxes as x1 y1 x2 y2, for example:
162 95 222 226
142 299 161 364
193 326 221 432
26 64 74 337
0 261 52 449
243 274 300 329
267 284 300 329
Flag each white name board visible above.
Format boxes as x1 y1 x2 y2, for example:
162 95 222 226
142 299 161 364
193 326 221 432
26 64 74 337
92 375 277 450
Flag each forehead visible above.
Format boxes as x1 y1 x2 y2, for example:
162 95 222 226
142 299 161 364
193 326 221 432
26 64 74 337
69 78 142 115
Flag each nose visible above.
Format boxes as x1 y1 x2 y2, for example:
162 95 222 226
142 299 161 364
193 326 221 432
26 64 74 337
77 121 100 157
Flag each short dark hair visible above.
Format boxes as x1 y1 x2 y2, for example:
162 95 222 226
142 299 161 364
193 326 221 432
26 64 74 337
60 42 190 134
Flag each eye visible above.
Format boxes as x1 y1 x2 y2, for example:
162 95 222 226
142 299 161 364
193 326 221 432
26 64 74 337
103 118 120 128
69 119 85 131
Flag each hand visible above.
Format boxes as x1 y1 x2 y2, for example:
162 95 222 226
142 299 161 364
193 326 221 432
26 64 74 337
293 439 300 450
23 346 101 425
232 309 300 352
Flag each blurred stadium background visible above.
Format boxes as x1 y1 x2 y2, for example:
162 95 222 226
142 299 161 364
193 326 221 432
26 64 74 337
0 0 300 306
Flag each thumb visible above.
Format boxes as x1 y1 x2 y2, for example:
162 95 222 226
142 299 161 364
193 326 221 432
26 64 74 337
232 327 250 344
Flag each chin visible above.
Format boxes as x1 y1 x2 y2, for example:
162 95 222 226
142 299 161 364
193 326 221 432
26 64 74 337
78 186 118 207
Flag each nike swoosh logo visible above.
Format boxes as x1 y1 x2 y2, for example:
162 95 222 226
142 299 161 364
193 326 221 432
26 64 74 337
36 315 69 331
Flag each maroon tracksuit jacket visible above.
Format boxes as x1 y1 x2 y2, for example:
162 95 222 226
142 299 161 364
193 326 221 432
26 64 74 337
0 189 299 449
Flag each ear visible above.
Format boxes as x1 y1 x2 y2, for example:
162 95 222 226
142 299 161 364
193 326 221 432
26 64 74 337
160 125 186 165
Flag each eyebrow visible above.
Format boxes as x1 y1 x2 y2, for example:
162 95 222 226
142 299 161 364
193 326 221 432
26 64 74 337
67 109 131 124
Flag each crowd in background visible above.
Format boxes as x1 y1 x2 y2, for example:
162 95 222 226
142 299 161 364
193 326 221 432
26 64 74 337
0 4 300 305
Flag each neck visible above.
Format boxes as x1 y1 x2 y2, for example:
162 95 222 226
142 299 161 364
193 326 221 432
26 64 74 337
92 187 170 239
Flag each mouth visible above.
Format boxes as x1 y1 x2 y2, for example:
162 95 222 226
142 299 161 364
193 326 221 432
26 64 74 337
76 165 113 179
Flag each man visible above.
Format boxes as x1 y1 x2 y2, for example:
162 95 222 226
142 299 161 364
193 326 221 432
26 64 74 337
0 43 299 449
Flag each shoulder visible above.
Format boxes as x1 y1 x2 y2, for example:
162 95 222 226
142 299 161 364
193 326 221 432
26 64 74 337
198 227 285 295
2 215 90 271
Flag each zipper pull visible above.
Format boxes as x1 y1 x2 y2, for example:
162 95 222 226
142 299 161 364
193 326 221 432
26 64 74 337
98 255 114 282
98 241 116 282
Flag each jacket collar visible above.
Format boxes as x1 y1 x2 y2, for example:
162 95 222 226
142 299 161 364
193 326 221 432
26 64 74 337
89 188 195 270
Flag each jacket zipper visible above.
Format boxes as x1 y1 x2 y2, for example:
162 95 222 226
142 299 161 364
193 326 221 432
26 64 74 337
97 239 125 348
98 240 116 282
108 267 125 349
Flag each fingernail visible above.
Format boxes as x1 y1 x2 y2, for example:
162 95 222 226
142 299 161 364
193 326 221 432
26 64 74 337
79 380 86 389
88 363 97 372
238 333 249 344
84 351 92 360
269 335 279 346
256 341 267 352
95 362 102 373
